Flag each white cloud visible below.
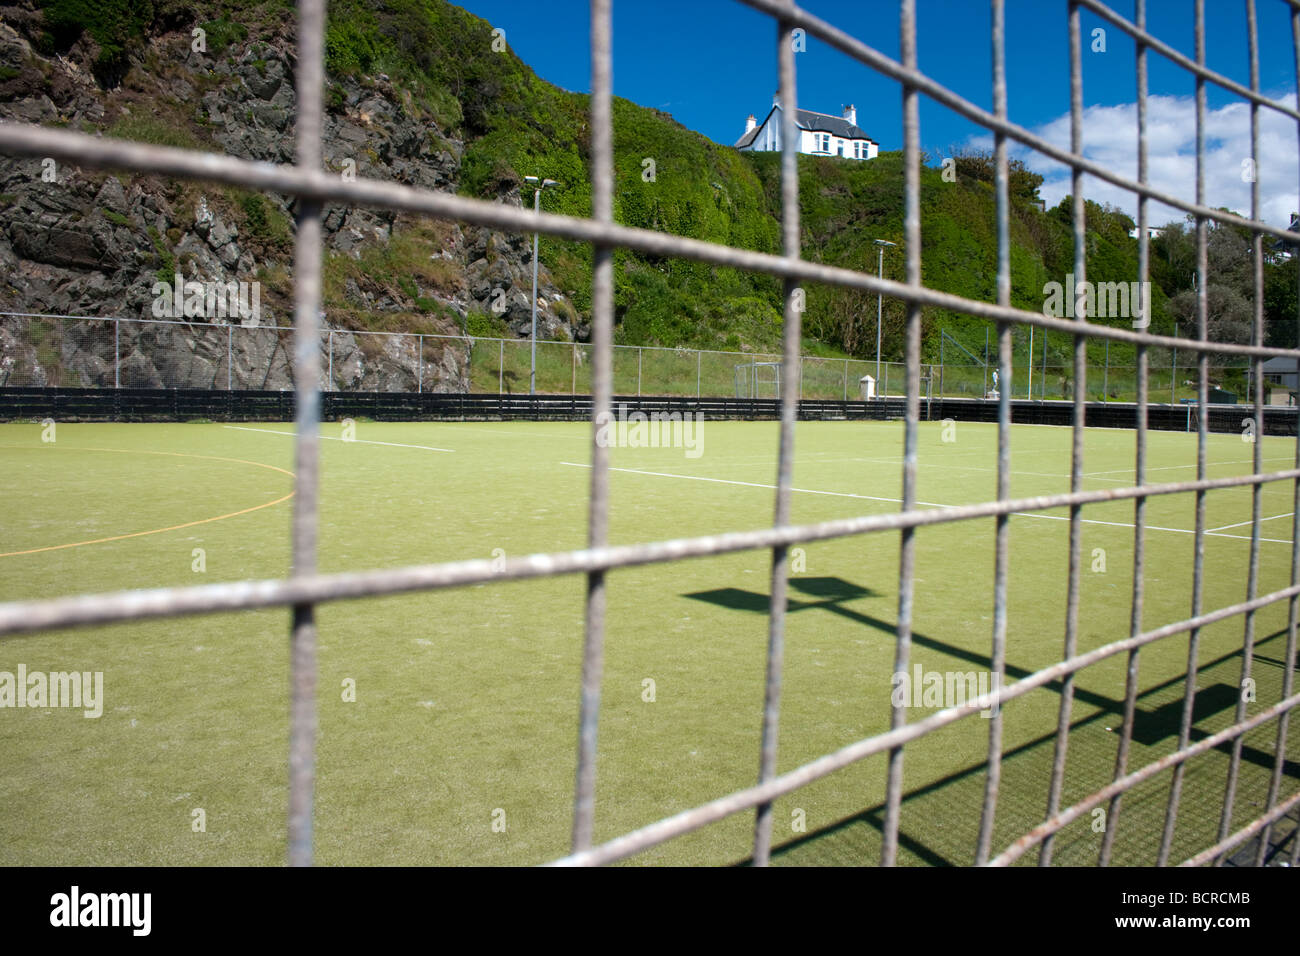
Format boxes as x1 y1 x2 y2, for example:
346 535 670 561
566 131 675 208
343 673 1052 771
966 92 1300 229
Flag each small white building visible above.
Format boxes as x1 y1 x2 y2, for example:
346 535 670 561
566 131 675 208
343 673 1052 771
1128 225 1165 240
1263 355 1299 405
735 96 878 160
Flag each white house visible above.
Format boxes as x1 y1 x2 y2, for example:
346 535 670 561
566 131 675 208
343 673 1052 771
1271 212 1300 261
1128 225 1165 240
735 96 878 160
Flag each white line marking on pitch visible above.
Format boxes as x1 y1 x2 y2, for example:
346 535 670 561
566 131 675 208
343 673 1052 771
560 462 1294 545
823 456 1131 483
1207 513 1295 533
560 462 954 508
224 425 454 452
1085 457 1295 477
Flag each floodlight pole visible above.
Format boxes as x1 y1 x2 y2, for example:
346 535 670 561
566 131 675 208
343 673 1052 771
1172 320 1178 406
526 177 561 395
873 239 896 395
1028 324 1033 400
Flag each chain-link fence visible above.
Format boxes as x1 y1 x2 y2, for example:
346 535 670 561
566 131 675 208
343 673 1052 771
0 312 1258 404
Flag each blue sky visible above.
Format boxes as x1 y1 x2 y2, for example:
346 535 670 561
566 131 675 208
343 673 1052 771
455 0 1300 226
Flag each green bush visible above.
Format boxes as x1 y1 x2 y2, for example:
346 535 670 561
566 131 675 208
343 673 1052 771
325 20 376 76
41 0 153 86
465 310 510 339
239 193 291 251
198 18 248 56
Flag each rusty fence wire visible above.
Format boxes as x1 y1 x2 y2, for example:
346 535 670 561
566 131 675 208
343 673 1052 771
1 0 1299 867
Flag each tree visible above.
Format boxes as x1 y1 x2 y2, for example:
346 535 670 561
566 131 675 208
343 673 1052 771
944 147 1044 204
1167 284 1252 363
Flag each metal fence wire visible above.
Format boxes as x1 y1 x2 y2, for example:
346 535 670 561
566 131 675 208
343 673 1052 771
0 316 1253 403
1 0 1299 867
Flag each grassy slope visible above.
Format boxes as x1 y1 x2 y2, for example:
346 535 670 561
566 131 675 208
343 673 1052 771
29 0 1287 383
0 420 1294 865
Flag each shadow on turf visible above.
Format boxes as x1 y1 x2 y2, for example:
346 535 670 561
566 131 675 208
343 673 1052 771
715 623 1299 867
684 576 877 615
687 579 1144 716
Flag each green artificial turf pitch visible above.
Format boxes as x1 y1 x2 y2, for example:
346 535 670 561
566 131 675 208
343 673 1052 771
0 418 1296 866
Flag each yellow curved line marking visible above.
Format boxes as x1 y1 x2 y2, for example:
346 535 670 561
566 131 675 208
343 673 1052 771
0 446 296 558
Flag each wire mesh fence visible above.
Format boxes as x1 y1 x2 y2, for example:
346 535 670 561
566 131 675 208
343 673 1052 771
1 313 1259 405
0 0 1298 869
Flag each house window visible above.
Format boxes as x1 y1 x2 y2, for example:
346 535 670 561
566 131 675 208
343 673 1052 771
816 133 830 153
837 141 844 156
855 141 870 159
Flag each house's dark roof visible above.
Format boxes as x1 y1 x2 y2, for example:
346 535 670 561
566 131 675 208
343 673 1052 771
1263 355 1299 371
735 105 876 149
1272 214 1300 251
795 109 872 141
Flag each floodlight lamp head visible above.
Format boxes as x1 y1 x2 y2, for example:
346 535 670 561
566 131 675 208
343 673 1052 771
874 239 897 247
524 176 540 184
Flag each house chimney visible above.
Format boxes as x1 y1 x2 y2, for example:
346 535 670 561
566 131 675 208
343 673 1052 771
773 90 780 106
843 103 857 126
745 114 757 133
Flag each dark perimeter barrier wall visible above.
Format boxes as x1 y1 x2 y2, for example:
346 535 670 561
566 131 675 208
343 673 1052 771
0 388 1296 436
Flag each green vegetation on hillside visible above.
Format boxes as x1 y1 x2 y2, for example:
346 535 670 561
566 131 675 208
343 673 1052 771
30 0 1298 379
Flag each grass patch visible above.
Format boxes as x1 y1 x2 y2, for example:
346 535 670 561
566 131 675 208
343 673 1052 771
107 115 201 150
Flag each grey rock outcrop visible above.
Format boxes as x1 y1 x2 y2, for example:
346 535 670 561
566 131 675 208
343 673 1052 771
0 18 579 394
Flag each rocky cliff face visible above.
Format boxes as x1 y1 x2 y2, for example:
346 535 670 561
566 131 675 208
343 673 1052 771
0 10 579 393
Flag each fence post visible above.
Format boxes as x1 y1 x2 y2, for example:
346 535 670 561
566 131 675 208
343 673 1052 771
227 324 233 390
1103 340 1108 402
983 326 988 398
1041 331 1048 401
1171 332 1177 405
114 319 120 388
417 334 423 394
572 342 577 395
697 350 702 398
637 346 642 396
844 358 849 401
498 338 504 394
883 363 888 401
326 330 332 392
